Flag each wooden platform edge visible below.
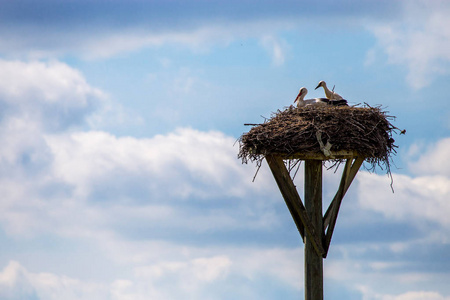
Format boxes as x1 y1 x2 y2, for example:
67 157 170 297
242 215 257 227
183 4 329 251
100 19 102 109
272 150 359 160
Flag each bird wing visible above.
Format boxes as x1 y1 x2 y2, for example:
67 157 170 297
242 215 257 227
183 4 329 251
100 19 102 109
303 98 329 106
329 92 343 100
328 99 348 106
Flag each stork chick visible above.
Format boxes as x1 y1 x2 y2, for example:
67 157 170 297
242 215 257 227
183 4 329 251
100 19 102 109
294 87 348 107
294 87 328 107
315 81 343 100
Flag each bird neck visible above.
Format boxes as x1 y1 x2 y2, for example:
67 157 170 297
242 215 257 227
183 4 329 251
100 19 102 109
295 93 305 102
296 99 305 107
322 84 334 98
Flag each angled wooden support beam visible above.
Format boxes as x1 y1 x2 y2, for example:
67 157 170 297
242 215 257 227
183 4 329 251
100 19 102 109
323 159 352 230
281 195 306 241
266 155 325 257
265 155 305 240
323 156 365 257
323 158 351 257
323 156 364 228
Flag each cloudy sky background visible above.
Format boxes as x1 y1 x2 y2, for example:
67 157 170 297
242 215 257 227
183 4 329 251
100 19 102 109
0 0 449 299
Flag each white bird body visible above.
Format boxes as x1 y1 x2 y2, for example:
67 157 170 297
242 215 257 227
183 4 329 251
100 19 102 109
294 87 348 107
315 81 343 100
294 87 328 107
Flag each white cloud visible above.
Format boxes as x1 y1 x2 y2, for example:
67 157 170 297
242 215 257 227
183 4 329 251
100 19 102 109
0 58 281 245
0 59 105 131
45 127 271 200
0 58 300 298
382 291 450 300
359 289 450 300
133 255 232 296
356 137 450 233
0 58 142 134
409 137 450 177
261 36 288 66
0 245 303 300
367 0 450 88
0 61 278 241
80 21 293 66
0 59 109 237
0 59 101 104
0 261 37 300
0 126 279 239
0 261 108 300
0 19 293 61
358 172 450 231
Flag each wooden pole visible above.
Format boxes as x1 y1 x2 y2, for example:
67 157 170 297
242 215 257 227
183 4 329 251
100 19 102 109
265 153 363 298
304 160 323 300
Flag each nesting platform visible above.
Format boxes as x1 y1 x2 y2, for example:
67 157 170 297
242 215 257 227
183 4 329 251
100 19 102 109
238 104 400 300
239 104 398 170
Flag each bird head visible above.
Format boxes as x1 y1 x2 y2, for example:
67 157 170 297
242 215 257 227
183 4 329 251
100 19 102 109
294 87 307 103
315 80 326 90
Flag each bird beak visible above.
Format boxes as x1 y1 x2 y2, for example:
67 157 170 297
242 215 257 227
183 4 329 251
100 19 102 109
294 91 302 103
314 83 321 90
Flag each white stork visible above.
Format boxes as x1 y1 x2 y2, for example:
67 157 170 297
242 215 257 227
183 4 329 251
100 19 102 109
315 81 343 100
294 87 347 107
294 87 328 107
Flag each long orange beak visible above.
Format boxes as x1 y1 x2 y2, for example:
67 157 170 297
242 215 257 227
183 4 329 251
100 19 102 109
294 90 302 102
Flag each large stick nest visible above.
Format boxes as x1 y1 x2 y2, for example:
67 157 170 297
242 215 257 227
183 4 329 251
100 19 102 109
238 104 400 173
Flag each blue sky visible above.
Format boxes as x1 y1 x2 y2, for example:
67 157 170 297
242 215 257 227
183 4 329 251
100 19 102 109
0 0 449 299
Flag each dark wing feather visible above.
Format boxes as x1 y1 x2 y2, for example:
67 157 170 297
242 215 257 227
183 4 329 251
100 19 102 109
328 99 348 106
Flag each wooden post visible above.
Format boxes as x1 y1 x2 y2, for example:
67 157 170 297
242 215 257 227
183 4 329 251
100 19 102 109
265 153 364 298
304 160 323 300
